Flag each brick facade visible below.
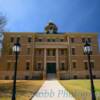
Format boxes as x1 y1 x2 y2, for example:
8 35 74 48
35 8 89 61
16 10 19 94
0 23 100 80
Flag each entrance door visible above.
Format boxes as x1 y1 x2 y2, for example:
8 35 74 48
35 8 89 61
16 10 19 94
46 63 56 79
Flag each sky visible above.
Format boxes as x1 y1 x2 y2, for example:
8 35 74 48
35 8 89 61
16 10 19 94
0 0 100 41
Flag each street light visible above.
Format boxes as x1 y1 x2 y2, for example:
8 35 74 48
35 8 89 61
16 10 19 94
83 40 96 100
12 40 20 100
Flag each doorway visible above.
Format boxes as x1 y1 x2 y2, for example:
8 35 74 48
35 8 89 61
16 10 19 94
46 63 56 80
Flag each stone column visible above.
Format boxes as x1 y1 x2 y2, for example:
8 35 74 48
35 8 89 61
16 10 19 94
43 48 47 79
68 36 72 79
56 48 59 79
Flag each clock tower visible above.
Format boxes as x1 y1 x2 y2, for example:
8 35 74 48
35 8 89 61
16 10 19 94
45 22 58 34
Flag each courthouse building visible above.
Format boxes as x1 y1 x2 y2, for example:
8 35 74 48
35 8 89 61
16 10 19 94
0 22 100 80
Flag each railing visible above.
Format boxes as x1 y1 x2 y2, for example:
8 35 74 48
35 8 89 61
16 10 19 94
35 42 68 48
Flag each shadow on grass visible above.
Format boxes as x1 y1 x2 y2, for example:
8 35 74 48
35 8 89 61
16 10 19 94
0 80 44 100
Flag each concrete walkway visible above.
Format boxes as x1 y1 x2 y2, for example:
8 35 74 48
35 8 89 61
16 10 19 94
31 80 75 100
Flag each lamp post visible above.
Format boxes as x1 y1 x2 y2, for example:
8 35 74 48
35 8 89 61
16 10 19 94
83 41 96 100
12 40 20 100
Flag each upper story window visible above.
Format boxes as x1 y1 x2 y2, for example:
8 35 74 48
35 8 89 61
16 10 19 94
71 38 74 43
71 48 75 55
60 39 64 42
52 39 55 42
47 49 56 56
82 38 85 43
27 48 31 55
47 39 51 42
36 49 42 56
47 49 50 56
10 37 14 42
61 49 64 55
28 37 32 42
88 38 91 43
38 49 42 55
72 62 76 68
38 39 42 42
47 39 55 42
9 48 13 55
52 49 56 56
17 37 20 42
82 37 92 43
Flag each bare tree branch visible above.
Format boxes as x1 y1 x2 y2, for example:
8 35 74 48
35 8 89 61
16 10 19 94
0 14 6 33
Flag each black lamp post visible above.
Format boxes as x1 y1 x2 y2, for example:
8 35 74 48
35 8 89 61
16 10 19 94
83 41 96 100
12 40 20 100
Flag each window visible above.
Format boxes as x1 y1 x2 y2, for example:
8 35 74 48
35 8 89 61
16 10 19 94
82 38 85 43
7 62 11 70
93 75 96 79
88 38 91 43
60 63 65 70
17 37 20 42
36 49 42 55
47 49 50 56
52 49 56 56
9 48 12 55
84 62 88 70
28 37 32 42
52 39 55 42
71 48 75 55
73 75 77 79
5 76 9 80
47 39 55 42
61 49 64 55
26 62 30 70
36 63 42 71
86 75 89 79
47 39 51 42
27 48 30 55
60 39 64 42
10 37 14 42
12 76 14 80
91 62 94 69
25 76 29 80
38 39 42 42
38 49 42 55
73 62 76 68
47 49 55 56
71 38 74 43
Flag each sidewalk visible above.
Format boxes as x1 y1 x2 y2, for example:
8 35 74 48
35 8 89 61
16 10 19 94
31 80 75 100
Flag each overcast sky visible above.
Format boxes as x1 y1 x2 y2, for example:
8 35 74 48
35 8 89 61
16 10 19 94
0 0 100 44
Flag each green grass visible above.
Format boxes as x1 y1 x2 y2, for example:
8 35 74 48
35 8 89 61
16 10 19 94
60 80 100 100
0 80 44 100
0 80 100 100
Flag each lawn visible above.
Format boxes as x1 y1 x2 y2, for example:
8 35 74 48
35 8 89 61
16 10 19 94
60 80 100 100
0 80 44 100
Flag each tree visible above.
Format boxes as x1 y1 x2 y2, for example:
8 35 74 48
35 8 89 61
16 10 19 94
0 14 6 56
0 14 6 33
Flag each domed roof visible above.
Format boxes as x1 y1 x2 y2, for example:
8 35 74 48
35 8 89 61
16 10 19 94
45 22 58 34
